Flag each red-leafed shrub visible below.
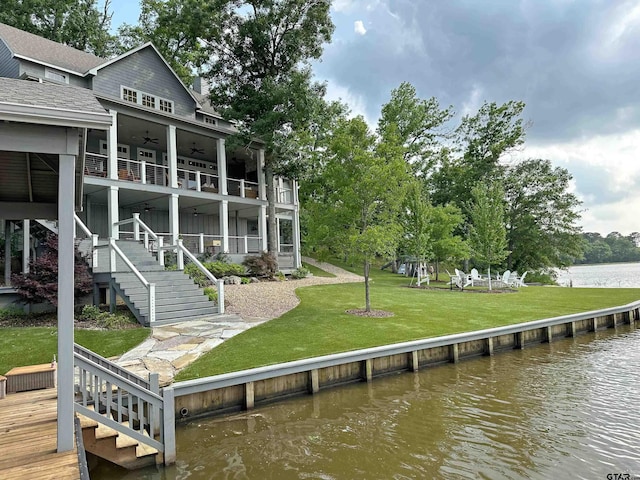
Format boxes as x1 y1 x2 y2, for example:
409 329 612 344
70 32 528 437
242 251 278 278
11 233 92 306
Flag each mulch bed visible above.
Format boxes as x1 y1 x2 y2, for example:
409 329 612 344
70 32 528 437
346 309 395 318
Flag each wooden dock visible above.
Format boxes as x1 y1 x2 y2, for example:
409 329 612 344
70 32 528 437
0 388 81 479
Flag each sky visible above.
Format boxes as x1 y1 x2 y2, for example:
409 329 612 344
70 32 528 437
106 0 640 236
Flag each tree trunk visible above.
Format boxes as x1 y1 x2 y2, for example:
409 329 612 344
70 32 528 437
264 163 279 271
435 259 440 281
364 260 371 312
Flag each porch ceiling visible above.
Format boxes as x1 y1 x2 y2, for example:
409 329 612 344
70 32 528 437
83 184 261 218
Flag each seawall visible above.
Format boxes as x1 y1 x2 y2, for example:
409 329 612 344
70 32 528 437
168 301 640 419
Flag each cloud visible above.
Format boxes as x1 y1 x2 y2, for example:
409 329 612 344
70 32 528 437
354 20 367 36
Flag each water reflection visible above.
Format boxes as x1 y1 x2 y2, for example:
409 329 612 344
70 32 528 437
556 262 640 287
91 326 640 479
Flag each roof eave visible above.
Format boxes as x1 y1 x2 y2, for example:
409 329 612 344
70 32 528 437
13 53 93 77
0 101 112 129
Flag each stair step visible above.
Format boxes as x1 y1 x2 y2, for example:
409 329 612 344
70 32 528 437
139 300 214 314
154 306 218 321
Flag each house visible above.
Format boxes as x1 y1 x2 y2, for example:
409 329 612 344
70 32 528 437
0 22 302 321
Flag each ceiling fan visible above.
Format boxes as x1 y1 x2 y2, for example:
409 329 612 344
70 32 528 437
142 203 153 212
143 130 159 144
191 142 204 155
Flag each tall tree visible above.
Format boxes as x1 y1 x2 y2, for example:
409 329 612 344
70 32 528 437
305 117 409 312
468 182 509 289
431 100 526 209
377 82 453 176
426 203 468 281
118 0 220 83
503 158 582 271
399 180 432 285
204 0 334 266
0 0 118 57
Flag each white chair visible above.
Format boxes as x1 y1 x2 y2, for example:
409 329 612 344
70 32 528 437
455 269 473 289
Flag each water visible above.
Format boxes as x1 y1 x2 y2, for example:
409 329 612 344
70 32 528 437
556 262 640 288
92 326 640 479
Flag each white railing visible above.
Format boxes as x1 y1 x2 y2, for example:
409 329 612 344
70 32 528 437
74 214 99 268
85 152 108 178
73 343 176 465
115 213 158 251
116 158 168 187
176 169 220 193
229 235 262 254
228 178 260 199
158 239 225 314
96 237 156 323
276 186 293 204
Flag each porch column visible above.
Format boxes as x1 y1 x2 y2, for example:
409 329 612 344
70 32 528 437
219 200 229 252
22 219 30 273
107 109 118 180
259 205 268 252
169 194 180 245
3 220 10 285
166 125 178 188
107 186 119 238
217 138 228 195
292 208 301 268
258 148 266 200
57 153 75 452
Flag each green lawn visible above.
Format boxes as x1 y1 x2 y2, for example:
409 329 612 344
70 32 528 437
176 266 640 380
302 262 336 278
0 327 150 374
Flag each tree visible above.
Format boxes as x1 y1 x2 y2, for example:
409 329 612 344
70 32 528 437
431 100 526 209
503 159 583 271
11 233 92 306
468 183 509 289
426 203 468 281
118 0 221 84
0 0 118 57
399 181 432 285
305 116 409 311
204 0 334 267
377 82 453 175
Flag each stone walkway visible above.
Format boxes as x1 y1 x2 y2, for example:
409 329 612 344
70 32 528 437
113 259 363 386
114 314 267 386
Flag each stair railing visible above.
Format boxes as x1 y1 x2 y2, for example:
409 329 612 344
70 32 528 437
158 238 225 314
73 214 99 268
101 238 156 323
114 213 158 252
73 343 176 465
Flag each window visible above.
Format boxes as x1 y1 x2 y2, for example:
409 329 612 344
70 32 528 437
142 93 156 109
204 116 217 126
121 86 174 114
122 87 137 103
159 99 173 113
44 68 68 84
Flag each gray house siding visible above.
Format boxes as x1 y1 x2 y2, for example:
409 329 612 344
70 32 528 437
92 48 197 119
0 40 19 78
17 59 89 87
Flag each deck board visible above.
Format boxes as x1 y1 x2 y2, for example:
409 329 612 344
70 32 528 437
0 388 81 479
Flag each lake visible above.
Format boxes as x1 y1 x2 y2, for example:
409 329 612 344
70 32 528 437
555 262 640 288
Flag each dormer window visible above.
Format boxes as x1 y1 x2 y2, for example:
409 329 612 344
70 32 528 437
121 85 174 114
204 116 217 126
45 68 68 84
159 99 173 113
142 93 155 109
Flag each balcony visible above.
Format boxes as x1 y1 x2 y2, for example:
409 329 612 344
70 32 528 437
85 152 263 201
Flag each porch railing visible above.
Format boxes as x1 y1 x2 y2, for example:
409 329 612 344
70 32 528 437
158 238 225 314
73 343 176 465
84 151 271 201
74 214 99 268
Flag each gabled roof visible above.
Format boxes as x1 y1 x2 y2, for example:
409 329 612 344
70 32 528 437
89 42 201 106
191 89 223 118
0 22 105 75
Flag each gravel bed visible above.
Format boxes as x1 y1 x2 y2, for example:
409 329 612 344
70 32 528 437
223 258 362 321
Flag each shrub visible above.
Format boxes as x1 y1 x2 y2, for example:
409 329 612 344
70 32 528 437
243 252 278 278
291 266 310 279
275 271 286 282
79 305 136 329
11 233 92 306
240 277 251 285
203 261 245 278
184 263 212 287
203 286 218 303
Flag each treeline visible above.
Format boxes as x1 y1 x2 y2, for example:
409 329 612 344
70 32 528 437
576 232 640 264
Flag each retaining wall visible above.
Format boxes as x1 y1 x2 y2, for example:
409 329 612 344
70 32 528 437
168 301 640 419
